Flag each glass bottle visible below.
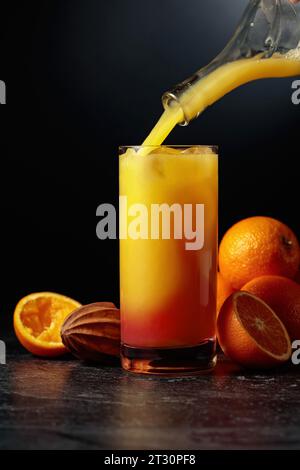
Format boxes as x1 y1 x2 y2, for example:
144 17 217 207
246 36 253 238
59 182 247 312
162 0 300 124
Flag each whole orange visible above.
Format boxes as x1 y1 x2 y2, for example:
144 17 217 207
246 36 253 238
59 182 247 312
217 291 291 368
217 272 234 316
242 275 300 341
219 216 300 290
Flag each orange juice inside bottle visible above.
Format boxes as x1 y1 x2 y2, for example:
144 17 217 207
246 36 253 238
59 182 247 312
144 52 300 147
120 146 218 372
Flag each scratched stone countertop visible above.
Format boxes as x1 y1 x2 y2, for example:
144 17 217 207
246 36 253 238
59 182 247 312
0 335 300 450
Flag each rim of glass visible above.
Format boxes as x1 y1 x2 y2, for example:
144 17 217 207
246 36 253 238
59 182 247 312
119 145 218 154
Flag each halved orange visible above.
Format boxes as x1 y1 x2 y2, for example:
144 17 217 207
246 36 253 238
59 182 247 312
14 292 81 357
217 291 291 368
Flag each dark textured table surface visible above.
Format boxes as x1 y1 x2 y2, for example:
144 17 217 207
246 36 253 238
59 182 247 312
1 336 300 450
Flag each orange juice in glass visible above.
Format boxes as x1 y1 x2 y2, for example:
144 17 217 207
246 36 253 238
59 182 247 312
119 145 218 375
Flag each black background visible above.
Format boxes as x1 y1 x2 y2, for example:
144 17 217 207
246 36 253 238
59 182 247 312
0 0 299 328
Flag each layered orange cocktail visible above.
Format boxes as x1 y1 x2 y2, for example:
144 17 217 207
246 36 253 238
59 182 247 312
120 145 218 374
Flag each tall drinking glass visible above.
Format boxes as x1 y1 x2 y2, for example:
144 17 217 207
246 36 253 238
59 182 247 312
119 145 218 375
